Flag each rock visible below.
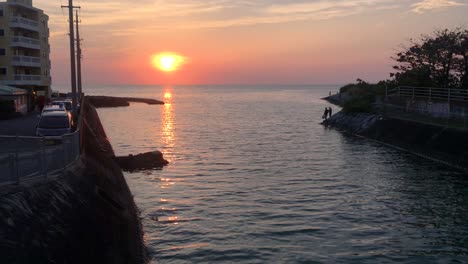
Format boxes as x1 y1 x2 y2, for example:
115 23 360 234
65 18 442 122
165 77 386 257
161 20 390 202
114 151 169 171
322 111 378 134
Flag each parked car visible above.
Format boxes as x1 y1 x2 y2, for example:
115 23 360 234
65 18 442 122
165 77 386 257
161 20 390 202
50 100 72 112
36 111 74 137
41 105 66 113
66 98 81 110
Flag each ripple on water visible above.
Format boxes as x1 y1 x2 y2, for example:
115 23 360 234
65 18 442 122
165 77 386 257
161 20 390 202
97 86 468 263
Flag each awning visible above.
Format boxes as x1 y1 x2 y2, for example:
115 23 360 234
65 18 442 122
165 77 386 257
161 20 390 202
0 85 28 96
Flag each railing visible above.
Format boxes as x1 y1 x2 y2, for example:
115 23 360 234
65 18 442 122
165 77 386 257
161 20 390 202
14 74 41 81
0 130 80 186
387 86 468 102
10 36 40 49
7 0 37 11
10 16 39 31
11 55 41 67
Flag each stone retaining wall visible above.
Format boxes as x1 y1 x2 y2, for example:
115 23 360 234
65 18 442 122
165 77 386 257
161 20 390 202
0 97 146 264
324 111 468 171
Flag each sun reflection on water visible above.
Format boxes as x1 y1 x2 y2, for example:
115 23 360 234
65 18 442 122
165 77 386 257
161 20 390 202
159 88 180 225
161 87 175 162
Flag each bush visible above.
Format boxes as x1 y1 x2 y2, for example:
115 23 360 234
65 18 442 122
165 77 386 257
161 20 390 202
343 98 373 113
339 79 386 113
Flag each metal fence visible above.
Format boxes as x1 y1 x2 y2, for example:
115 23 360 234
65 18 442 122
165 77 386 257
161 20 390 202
0 130 80 186
387 86 468 103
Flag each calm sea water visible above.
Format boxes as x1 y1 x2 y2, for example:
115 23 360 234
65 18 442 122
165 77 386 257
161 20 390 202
89 85 467 263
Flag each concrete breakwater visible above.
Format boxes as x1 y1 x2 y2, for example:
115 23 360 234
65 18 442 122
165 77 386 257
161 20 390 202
88 95 164 108
324 111 468 171
0 97 146 263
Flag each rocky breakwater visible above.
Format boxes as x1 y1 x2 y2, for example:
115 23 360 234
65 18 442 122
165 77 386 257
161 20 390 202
322 112 379 134
323 111 468 171
0 97 147 263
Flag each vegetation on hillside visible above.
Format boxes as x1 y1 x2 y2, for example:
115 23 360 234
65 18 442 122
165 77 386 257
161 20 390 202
340 79 385 113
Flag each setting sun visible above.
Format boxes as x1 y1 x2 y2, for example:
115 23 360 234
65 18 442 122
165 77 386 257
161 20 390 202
151 52 187 72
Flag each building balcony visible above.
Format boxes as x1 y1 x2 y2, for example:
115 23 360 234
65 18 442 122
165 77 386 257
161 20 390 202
11 55 41 67
7 1 40 12
10 36 40 50
14 74 41 81
10 16 40 32
0 74 44 86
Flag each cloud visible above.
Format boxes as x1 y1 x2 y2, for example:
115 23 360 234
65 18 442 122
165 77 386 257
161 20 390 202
156 0 401 30
265 0 398 15
36 0 404 35
410 0 466 13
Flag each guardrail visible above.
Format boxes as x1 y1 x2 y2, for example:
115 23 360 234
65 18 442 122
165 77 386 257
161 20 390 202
0 130 80 186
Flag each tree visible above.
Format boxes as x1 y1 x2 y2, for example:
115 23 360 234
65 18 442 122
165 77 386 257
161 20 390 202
392 28 468 89
455 30 468 88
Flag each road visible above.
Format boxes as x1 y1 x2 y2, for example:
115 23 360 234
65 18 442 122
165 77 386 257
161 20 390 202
0 143 68 184
0 111 40 136
0 112 75 184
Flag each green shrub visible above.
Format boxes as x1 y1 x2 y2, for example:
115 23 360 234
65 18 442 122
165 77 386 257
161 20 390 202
343 97 373 113
339 79 387 113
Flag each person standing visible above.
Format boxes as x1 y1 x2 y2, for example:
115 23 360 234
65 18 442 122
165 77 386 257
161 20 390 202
328 107 333 118
323 107 329 120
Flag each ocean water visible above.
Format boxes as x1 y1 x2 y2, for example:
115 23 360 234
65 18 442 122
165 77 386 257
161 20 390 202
91 85 468 263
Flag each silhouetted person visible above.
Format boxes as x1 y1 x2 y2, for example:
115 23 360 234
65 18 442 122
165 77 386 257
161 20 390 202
323 107 329 120
328 107 333 118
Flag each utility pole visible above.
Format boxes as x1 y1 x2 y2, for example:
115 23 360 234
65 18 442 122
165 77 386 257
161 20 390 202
61 1 80 115
75 10 82 99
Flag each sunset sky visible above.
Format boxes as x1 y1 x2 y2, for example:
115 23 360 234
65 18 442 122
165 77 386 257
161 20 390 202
35 0 468 86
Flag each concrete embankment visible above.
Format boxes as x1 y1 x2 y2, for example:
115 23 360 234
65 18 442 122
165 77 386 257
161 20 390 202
324 112 468 171
0 97 146 263
88 95 164 108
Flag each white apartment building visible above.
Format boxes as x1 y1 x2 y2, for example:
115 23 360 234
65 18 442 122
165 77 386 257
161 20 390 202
0 0 51 112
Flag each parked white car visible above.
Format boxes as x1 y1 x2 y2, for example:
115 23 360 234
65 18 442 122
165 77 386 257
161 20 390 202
50 100 72 112
41 105 66 113
36 111 74 137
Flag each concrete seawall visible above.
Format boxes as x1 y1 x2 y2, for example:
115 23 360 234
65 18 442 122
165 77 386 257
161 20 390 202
0 98 146 263
324 112 468 171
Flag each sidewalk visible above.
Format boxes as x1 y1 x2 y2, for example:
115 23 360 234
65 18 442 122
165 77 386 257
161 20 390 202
0 111 40 136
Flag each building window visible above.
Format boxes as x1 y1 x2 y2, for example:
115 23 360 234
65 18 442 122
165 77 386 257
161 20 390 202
0 10 3 17
0 49 5 56
0 29 4 37
0 68 7 75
